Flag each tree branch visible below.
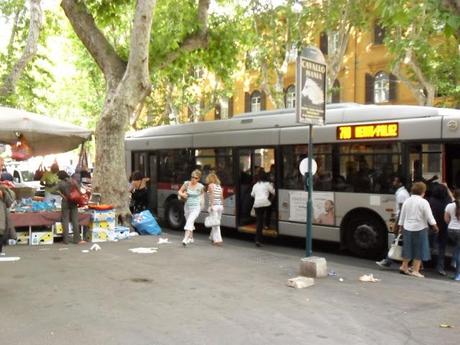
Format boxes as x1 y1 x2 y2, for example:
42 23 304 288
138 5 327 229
0 0 43 97
157 0 210 69
60 0 126 89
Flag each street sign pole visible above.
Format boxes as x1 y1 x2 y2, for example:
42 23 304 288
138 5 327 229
306 124 313 257
296 46 326 259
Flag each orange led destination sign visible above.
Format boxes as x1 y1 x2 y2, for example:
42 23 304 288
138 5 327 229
337 122 399 140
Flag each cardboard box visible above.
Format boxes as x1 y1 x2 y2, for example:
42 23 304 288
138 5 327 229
54 222 75 235
16 231 29 245
90 210 116 223
89 219 115 230
114 226 130 240
86 229 111 243
31 232 53 245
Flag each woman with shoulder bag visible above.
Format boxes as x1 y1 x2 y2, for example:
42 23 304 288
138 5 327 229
206 172 224 246
398 182 438 278
178 169 204 246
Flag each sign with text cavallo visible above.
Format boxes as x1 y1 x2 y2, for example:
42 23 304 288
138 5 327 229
296 51 326 125
337 122 399 140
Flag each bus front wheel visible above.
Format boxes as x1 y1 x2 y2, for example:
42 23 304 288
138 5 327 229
165 199 185 230
344 213 387 259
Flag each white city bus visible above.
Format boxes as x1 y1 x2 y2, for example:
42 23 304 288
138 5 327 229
125 104 460 258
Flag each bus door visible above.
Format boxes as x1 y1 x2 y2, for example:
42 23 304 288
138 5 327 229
236 148 277 237
148 154 158 212
445 144 460 188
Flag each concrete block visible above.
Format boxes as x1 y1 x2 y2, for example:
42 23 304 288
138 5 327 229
299 256 328 278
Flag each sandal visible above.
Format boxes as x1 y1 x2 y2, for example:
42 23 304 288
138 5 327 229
399 269 411 276
410 271 424 278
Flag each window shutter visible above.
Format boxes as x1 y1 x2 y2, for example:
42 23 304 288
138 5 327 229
215 104 221 120
261 91 267 110
365 73 374 104
320 32 328 55
228 97 234 118
389 73 397 101
244 92 250 112
283 87 287 108
374 23 385 45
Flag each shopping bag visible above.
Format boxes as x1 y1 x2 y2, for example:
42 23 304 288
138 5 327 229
204 214 220 227
68 184 89 207
11 134 32 161
132 210 162 235
388 234 403 261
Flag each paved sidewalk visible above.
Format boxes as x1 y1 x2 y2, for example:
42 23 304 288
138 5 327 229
0 230 459 345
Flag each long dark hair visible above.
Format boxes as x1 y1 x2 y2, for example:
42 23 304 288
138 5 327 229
454 189 460 219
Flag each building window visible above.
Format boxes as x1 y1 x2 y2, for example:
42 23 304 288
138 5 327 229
374 72 389 103
219 97 229 119
374 22 385 45
328 31 340 55
250 91 262 112
330 79 340 103
285 85 295 108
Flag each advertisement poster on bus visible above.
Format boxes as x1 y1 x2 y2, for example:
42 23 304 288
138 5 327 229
295 48 326 125
289 191 335 225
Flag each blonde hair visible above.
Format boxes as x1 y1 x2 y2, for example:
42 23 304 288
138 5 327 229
191 169 202 179
411 182 426 196
206 172 221 185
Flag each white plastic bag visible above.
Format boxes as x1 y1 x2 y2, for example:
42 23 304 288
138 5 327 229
388 234 403 261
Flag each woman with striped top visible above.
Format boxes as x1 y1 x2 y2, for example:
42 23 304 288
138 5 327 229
178 169 204 246
206 172 224 246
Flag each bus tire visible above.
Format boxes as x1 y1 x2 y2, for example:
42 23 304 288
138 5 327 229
344 212 387 259
165 199 185 230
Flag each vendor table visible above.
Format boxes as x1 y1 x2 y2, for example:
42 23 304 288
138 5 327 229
10 211 91 245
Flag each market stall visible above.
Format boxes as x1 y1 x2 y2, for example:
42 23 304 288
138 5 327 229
0 106 98 244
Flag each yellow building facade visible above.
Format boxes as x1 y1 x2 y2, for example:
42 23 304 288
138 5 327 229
215 26 419 120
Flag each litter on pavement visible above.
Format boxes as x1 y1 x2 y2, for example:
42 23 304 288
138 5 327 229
129 247 158 254
0 256 21 262
90 244 101 251
81 250 89 253
359 274 381 282
287 276 315 288
439 324 454 328
157 238 171 244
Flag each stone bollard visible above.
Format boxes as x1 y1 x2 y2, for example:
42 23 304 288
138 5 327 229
299 256 328 278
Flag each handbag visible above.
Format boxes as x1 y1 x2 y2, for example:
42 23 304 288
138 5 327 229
34 163 46 181
388 234 403 261
204 214 220 227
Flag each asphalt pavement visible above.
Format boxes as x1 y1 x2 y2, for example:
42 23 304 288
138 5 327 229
0 229 459 345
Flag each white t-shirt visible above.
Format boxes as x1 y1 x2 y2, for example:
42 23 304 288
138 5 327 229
398 195 436 231
445 202 460 230
251 181 275 208
395 186 410 219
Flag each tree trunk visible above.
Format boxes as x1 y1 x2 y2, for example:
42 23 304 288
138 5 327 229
0 0 43 98
62 0 210 221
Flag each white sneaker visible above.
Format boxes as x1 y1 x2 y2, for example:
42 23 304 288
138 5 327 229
188 238 194 244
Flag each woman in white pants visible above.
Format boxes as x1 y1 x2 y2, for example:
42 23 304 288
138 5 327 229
206 173 224 246
178 169 204 246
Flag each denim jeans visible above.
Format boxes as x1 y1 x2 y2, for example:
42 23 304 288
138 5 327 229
448 229 460 276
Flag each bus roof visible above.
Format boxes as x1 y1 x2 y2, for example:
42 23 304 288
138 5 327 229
126 104 460 140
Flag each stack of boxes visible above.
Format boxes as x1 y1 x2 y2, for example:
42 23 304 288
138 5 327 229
86 209 116 242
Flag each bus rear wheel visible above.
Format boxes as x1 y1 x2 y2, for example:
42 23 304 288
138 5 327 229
165 199 185 230
345 213 387 259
